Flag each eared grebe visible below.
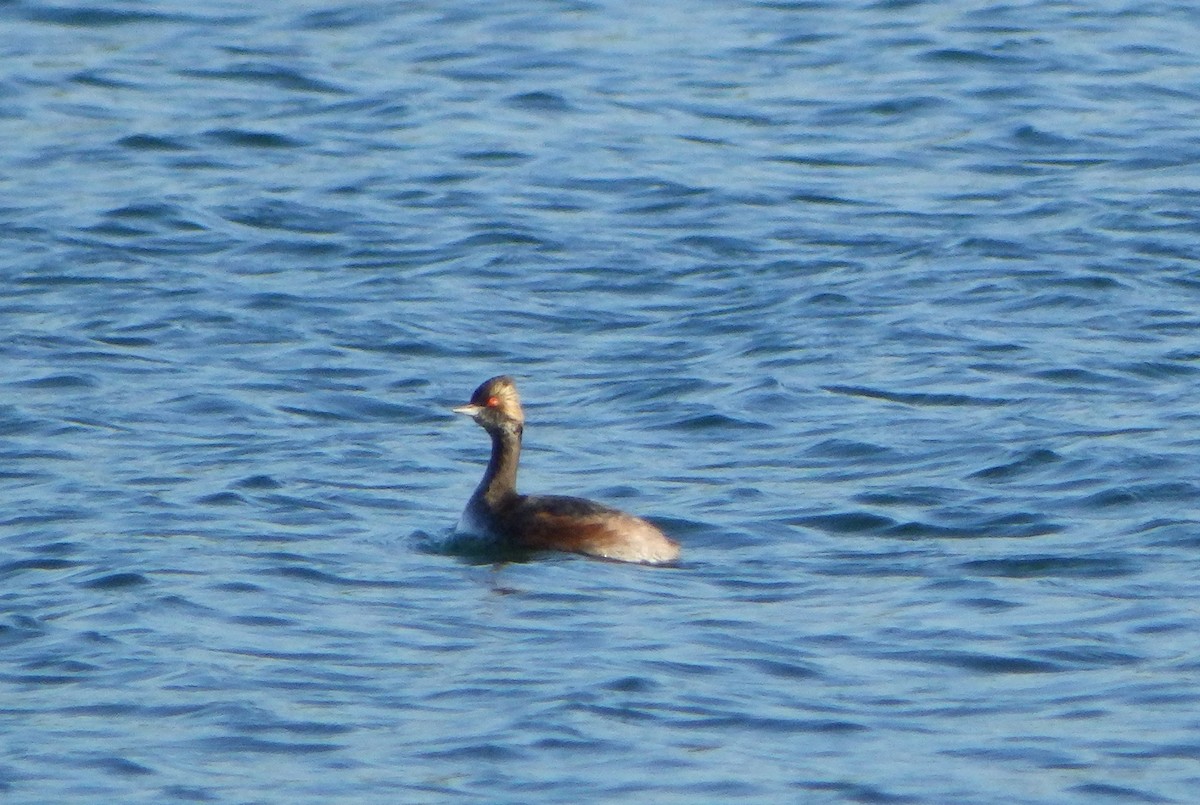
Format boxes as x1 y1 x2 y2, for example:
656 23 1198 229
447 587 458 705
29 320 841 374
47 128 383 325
453 376 680 564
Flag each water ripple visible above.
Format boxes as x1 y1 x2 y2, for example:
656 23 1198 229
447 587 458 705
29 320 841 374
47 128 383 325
3 1 1199 802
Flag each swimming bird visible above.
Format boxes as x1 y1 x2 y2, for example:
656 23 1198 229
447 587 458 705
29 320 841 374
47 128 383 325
453 375 680 564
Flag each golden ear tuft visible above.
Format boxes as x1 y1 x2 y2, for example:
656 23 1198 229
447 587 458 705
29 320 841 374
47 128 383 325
481 376 523 423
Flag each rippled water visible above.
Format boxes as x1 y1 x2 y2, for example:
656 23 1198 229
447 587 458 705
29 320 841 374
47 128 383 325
3 1 1200 802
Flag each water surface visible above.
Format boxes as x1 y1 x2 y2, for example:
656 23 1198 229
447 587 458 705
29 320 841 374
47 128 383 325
3 1 1200 803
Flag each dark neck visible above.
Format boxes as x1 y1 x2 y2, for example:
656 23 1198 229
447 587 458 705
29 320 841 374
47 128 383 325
475 423 522 508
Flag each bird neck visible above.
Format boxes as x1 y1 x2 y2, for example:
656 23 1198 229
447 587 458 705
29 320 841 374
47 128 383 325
477 423 522 507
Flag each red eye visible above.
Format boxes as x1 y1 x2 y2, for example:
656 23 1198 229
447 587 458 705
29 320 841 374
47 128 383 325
486 396 500 407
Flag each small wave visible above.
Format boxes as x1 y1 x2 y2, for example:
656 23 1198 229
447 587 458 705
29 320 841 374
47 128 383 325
889 648 1063 675
885 514 1063 540
14 373 97 390
204 128 307 149
82 756 154 777
823 385 1009 407
116 134 191 152
970 448 1063 480
664 412 770 432
806 438 894 459
921 47 1027 66
180 65 347 95
961 555 1139 579
261 566 399 588
1 558 79 576
1069 783 1174 803
25 7 179 26
506 91 573 113
789 511 896 534
195 492 248 507
415 529 536 565
192 736 342 755
232 474 283 491
80 572 150 590
1078 482 1198 509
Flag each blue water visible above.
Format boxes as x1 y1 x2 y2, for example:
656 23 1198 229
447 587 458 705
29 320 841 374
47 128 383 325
3 1 1200 802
